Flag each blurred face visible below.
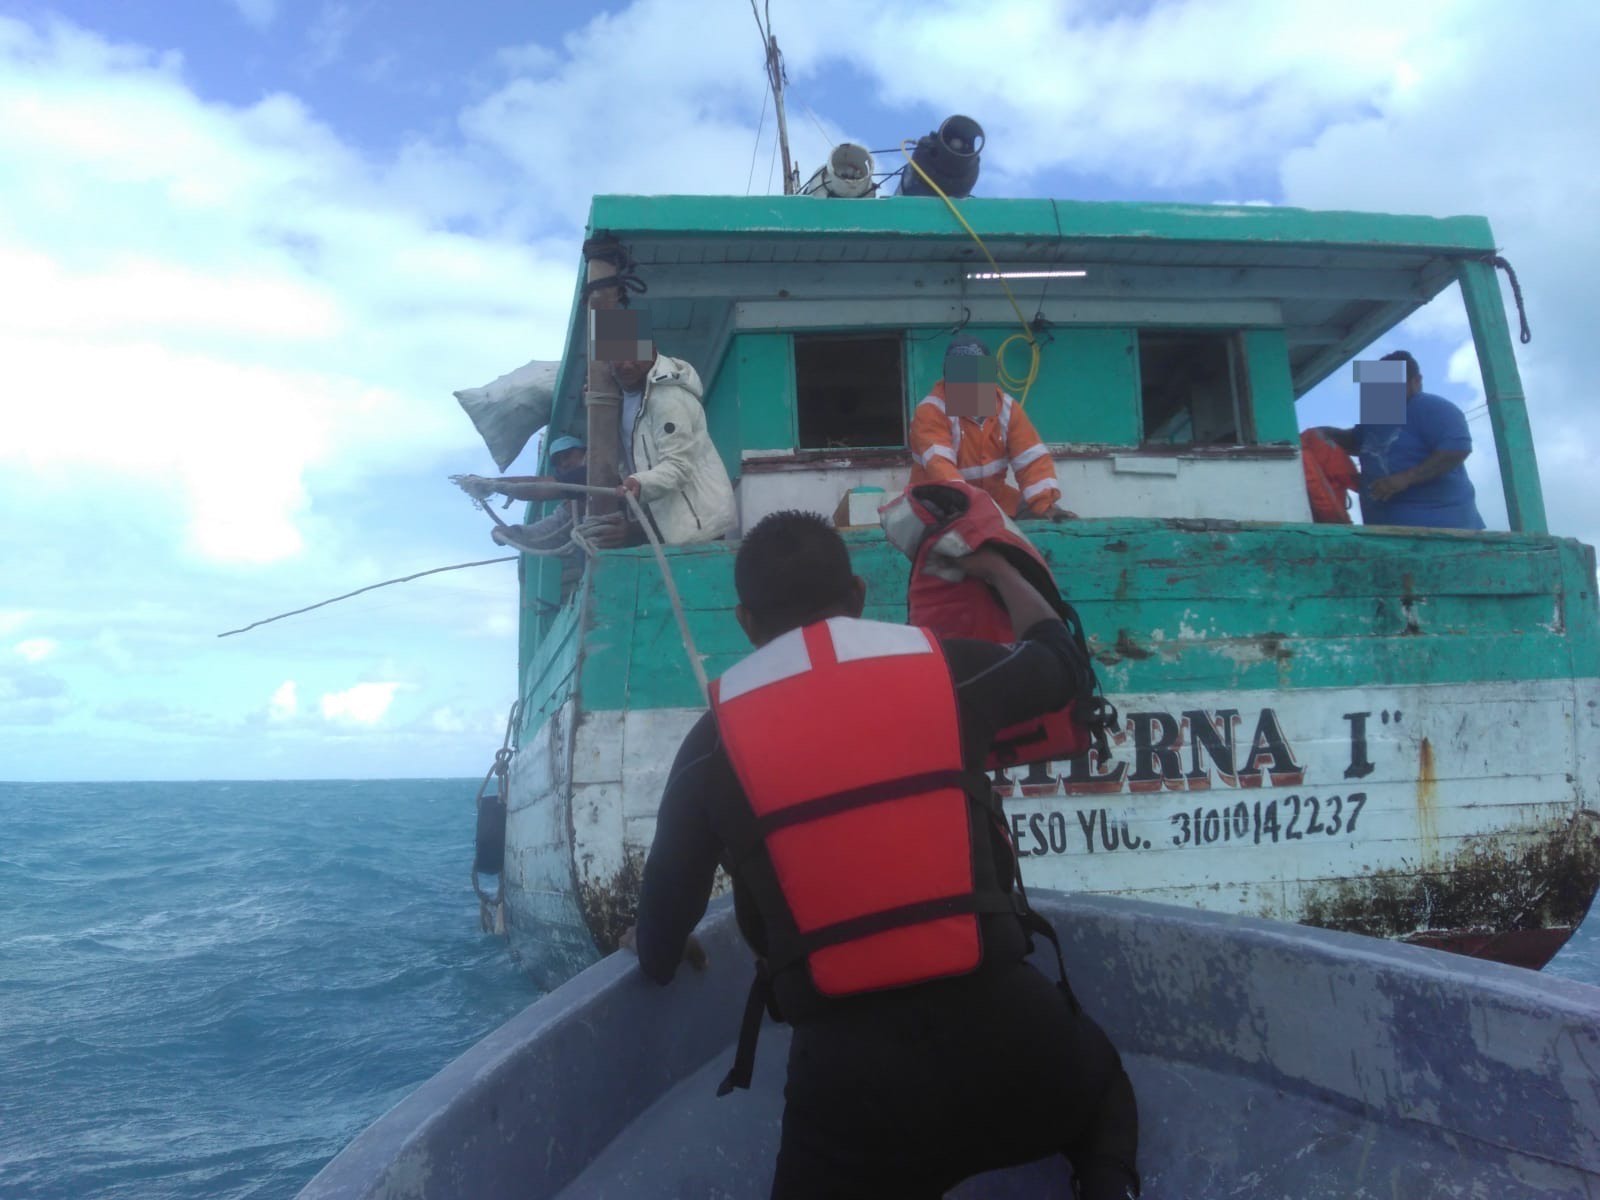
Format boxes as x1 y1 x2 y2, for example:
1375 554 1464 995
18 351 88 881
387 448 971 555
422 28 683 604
944 353 998 419
551 448 586 475
609 355 655 391
591 308 655 391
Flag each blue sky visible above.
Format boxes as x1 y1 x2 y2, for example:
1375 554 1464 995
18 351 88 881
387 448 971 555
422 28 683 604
2 0 1596 780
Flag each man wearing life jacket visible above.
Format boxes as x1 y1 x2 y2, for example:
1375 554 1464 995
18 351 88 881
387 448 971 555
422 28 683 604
629 511 1139 1199
909 336 1076 520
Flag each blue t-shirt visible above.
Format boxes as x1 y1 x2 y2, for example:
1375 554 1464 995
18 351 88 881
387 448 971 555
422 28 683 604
1356 391 1484 529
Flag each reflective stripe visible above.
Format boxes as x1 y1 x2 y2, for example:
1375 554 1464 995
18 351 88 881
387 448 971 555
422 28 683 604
998 393 1015 439
960 460 1008 481
827 618 935 663
717 627 812 703
918 444 958 467
917 394 946 413
1011 442 1050 470
1021 477 1059 501
949 416 962 453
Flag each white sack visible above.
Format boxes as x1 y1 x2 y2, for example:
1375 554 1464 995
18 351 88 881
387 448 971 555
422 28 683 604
453 359 561 471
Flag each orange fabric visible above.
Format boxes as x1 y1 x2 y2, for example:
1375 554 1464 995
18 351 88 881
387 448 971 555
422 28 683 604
710 619 981 998
909 381 1062 516
1301 430 1358 524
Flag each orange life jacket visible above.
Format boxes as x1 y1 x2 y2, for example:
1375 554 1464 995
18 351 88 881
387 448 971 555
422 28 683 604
1301 430 1358 524
880 480 1115 770
711 618 1010 998
708 617 1032 1094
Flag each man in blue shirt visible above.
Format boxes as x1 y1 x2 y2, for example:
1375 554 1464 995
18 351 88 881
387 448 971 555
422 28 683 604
1317 350 1486 530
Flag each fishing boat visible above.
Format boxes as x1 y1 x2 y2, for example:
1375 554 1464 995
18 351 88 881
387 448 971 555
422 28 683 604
420 20 1600 987
297 892 1600 1198
457 179 1600 993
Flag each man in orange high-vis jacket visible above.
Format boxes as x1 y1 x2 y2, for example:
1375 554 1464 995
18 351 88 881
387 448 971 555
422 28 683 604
626 512 1140 1200
909 336 1075 520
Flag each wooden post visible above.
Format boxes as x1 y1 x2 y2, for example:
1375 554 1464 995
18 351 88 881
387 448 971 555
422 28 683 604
768 35 795 195
1456 258 1547 534
584 254 622 519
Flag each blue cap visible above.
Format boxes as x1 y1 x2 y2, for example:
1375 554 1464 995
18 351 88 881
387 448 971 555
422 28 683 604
945 335 990 360
548 435 586 457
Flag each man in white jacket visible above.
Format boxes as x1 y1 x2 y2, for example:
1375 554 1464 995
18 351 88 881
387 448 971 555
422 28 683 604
606 345 736 545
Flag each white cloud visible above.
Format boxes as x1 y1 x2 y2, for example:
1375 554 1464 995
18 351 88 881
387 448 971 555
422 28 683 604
0 16 573 566
230 0 279 30
1278 1 1600 548
14 638 58 663
320 681 400 724
268 679 298 721
0 611 32 637
428 706 467 734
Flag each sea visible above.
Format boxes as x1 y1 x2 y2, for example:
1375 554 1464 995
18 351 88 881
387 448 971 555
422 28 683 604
1 779 1598 1200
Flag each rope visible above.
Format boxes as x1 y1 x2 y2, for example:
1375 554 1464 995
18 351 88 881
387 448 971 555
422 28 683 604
1481 254 1531 345
580 235 648 308
453 477 711 703
900 141 1042 405
216 556 517 638
745 75 769 195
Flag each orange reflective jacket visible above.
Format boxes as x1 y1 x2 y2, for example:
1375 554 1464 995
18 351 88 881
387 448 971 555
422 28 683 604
909 382 1061 517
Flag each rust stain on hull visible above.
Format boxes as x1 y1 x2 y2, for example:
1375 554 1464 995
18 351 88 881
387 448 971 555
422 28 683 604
1416 736 1439 859
1299 816 1600 965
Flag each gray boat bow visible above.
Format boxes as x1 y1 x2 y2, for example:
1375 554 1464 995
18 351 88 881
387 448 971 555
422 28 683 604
300 893 1600 1199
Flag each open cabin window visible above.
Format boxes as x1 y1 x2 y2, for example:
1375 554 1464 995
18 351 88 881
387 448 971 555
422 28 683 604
794 334 906 450
1138 331 1253 446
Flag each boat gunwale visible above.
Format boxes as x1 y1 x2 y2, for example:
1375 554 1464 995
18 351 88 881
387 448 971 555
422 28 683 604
298 892 1600 1200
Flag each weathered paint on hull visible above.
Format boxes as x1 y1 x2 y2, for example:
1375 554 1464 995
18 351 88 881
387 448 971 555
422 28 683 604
500 519 1600 987
501 678 1600 989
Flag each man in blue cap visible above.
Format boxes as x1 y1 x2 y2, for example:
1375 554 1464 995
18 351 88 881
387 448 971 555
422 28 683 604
483 433 592 595
547 434 587 485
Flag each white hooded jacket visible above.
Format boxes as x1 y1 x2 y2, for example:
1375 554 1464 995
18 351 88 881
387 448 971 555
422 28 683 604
625 355 735 544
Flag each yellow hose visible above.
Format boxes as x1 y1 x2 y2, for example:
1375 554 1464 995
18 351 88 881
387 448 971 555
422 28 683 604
901 141 1041 405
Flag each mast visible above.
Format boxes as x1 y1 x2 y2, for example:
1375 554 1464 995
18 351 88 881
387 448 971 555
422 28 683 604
766 34 795 195
753 1 795 195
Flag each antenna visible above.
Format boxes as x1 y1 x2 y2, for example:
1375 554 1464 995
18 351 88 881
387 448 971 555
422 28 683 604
750 0 796 194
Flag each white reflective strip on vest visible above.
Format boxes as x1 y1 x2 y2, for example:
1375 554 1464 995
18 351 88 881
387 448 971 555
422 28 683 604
826 617 936 664
960 460 1008 481
1021 477 1059 501
948 415 962 454
1011 442 1050 470
998 394 1015 439
919 444 958 467
917 394 946 413
716 626 813 703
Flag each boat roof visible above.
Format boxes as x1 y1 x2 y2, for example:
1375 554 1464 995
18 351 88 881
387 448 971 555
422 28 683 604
549 194 1499 435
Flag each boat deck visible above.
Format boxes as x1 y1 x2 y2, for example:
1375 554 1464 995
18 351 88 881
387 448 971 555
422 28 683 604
560 1030 1565 1198
298 895 1600 1200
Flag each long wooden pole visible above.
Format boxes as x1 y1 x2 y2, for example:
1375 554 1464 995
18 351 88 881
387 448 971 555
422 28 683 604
584 253 622 518
769 35 795 195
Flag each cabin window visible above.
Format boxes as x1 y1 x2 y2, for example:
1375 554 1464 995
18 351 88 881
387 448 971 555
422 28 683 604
794 334 906 450
1137 332 1253 446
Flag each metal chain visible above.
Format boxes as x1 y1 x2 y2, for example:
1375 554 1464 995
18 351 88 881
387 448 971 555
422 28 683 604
471 698 522 935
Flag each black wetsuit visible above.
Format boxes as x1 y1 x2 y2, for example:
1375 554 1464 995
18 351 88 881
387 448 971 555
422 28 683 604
636 620 1140 1199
